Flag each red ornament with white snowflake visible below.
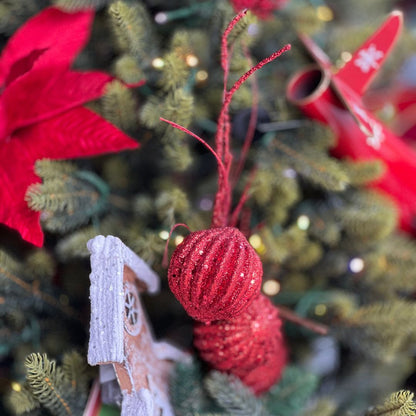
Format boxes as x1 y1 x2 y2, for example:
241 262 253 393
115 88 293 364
0 7 142 246
230 0 289 19
194 294 288 395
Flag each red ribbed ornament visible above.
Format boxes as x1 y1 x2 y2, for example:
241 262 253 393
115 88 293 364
168 227 262 322
194 294 287 395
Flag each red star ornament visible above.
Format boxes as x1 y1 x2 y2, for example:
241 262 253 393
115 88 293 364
0 7 141 247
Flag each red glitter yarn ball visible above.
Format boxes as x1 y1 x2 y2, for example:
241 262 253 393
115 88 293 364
194 294 287 395
168 227 262 322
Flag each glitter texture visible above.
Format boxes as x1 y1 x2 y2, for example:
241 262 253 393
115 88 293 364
194 294 287 395
168 227 262 322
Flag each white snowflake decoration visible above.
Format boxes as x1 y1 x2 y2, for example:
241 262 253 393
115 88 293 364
353 104 385 150
366 122 385 150
354 44 384 73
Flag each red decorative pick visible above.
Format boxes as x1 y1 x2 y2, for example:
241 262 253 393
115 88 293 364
168 227 263 322
0 7 142 246
286 11 416 235
194 294 287 395
164 11 289 323
163 11 290 394
230 0 289 19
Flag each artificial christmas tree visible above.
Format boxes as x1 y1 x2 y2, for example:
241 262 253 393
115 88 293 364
2 1 416 415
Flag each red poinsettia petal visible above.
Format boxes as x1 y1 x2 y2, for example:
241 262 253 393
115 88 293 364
0 7 94 86
1 107 139 246
1 69 113 137
20 106 139 159
0 137 43 246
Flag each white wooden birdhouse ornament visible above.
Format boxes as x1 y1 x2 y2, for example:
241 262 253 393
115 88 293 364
87 235 188 416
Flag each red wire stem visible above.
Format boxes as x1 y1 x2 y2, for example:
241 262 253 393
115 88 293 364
278 305 329 335
162 222 191 268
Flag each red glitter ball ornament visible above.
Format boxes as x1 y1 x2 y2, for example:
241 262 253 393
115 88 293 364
168 227 262 322
230 0 289 19
194 294 287 395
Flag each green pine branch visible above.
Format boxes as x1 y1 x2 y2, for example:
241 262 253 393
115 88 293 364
271 138 350 192
155 187 190 226
9 352 93 416
53 0 110 11
341 159 386 186
336 300 416 360
26 160 110 233
336 190 398 244
25 353 73 416
365 390 416 416
109 1 155 63
300 398 337 416
159 51 190 92
7 384 40 415
170 360 211 416
113 54 144 85
101 80 138 131
62 351 89 395
204 371 269 416
264 366 319 416
0 0 40 35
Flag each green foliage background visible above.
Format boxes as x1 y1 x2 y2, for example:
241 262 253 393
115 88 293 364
2 0 416 415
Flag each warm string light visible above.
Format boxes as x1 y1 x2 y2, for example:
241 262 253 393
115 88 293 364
341 51 352 62
315 304 327 316
196 70 208 82
199 197 213 211
262 279 281 296
154 12 168 24
174 235 184 246
349 257 364 273
336 51 353 69
11 382 21 392
249 234 267 255
316 5 333 21
159 230 169 240
152 57 164 69
297 215 310 230
154 1 213 25
185 54 199 67
283 168 297 178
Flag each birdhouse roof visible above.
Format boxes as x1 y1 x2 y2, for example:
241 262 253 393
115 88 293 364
87 235 160 365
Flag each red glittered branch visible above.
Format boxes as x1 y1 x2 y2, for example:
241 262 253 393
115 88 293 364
159 117 227 179
160 10 290 230
231 43 259 187
211 36 290 227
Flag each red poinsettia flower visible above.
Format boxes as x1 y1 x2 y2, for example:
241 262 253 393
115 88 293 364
0 7 141 247
230 0 289 19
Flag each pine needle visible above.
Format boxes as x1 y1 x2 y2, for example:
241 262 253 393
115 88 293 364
25 353 73 416
365 390 416 416
265 366 318 416
205 371 269 416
